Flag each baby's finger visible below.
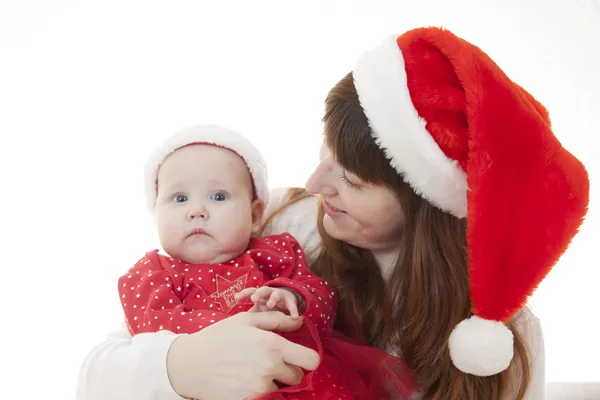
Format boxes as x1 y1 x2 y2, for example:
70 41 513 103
251 286 274 303
235 287 257 300
286 296 300 319
266 291 283 309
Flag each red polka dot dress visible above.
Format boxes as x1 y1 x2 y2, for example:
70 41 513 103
118 233 418 399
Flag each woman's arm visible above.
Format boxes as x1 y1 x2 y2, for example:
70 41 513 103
523 314 546 399
76 323 182 400
76 312 320 400
503 307 546 400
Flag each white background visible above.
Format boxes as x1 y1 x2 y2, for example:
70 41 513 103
0 0 598 398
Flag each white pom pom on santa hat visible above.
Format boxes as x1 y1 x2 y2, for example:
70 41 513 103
448 316 514 377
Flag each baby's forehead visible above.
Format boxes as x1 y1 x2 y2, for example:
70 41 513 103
161 168 252 187
161 157 253 190
157 144 255 192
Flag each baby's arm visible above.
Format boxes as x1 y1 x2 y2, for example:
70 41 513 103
118 251 210 335
261 233 337 332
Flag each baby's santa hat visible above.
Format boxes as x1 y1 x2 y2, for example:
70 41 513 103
353 27 589 376
144 124 269 214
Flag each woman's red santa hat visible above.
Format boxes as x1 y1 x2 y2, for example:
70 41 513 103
353 27 590 376
144 124 269 214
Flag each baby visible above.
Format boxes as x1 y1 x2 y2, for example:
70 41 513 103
118 125 417 399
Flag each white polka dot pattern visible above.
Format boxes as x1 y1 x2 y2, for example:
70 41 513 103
118 233 336 335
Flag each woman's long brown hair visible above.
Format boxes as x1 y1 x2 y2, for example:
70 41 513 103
265 73 531 399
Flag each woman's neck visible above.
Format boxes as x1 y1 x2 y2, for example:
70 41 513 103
372 238 404 281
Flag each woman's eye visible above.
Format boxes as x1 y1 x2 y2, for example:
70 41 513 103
339 171 361 190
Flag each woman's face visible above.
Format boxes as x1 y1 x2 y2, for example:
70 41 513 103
305 143 405 251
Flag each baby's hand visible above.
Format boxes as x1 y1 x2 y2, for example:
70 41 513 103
235 287 302 319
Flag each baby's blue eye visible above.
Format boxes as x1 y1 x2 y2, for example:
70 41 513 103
174 194 188 203
211 192 227 201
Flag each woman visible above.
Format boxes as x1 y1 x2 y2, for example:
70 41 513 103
76 27 589 400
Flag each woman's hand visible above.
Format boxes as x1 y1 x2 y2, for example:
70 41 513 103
166 311 319 400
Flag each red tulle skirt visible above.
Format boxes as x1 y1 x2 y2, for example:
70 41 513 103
253 320 419 400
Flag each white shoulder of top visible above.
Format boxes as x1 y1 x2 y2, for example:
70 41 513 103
504 306 546 399
262 187 321 264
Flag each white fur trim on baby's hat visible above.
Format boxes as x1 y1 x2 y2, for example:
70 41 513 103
448 315 514 376
352 35 468 218
144 124 269 214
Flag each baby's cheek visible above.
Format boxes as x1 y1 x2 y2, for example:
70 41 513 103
163 238 185 260
158 222 186 256
215 226 250 255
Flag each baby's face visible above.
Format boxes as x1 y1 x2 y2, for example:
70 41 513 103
155 144 263 264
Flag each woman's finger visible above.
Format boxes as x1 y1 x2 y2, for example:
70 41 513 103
271 334 320 371
247 381 279 400
242 310 303 332
272 363 304 387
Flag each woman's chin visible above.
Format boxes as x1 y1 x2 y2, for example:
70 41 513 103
323 214 349 241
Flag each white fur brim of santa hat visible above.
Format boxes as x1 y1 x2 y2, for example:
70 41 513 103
354 34 468 219
353 28 589 376
144 124 269 214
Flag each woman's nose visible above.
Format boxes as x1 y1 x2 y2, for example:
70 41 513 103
305 160 336 196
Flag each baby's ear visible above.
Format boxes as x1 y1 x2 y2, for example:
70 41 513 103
251 199 265 234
